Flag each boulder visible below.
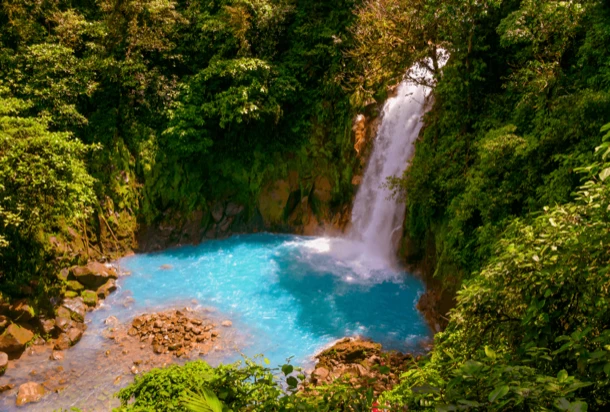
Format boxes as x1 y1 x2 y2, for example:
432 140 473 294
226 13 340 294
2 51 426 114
96 279 117 299
56 306 71 320
61 297 86 322
313 367 329 381
50 350 64 361
0 351 8 375
0 324 34 353
67 327 83 345
38 318 56 336
66 280 84 292
53 334 71 350
70 262 118 289
54 317 72 333
16 382 45 406
81 290 98 307
9 299 35 322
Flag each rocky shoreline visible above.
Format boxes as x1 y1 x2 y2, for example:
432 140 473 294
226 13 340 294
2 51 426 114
305 337 418 397
0 300 237 409
0 261 122 406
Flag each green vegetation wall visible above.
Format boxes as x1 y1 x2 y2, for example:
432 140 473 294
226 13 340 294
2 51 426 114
0 0 364 295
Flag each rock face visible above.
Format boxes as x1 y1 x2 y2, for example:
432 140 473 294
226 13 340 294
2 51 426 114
258 180 291 226
71 262 118 289
16 382 45 406
0 324 34 353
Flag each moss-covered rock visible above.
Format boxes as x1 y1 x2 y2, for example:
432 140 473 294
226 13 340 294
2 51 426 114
64 291 78 298
81 290 98 307
66 280 84 292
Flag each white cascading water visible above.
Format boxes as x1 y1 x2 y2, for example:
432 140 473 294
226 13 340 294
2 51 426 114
348 71 433 266
299 63 439 281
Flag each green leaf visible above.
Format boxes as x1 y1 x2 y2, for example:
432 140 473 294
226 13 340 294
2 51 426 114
282 364 294 376
557 369 568 382
603 362 610 376
488 385 509 402
286 376 298 387
182 388 224 412
484 346 497 360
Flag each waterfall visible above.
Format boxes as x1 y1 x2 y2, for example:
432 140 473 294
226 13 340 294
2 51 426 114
348 68 434 266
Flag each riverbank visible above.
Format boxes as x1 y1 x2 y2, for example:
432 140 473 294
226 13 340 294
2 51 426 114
0 302 238 410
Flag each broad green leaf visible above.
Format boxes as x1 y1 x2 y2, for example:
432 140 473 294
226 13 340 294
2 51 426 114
488 385 509 402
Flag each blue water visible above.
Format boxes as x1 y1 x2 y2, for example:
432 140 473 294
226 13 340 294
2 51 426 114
0 234 430 411
117 233 430 367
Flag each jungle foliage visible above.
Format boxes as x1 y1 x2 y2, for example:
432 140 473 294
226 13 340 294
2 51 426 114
0 0 360 291
2 0 610 410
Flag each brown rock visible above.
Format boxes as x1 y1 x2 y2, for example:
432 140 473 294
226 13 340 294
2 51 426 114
313 367 329 381
67 327 83 345
50 351 64 361
221 320 232 327
38 318 56 335
71 262 118 289
54 334 71 351
61 297 86 322
0 315 8 329
56 306 71 320
97 279 117 299
9 299 35 322
55 317 72 333
0 351 8 374
0 324 34 353
0 383 15 393
16 382 45 406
